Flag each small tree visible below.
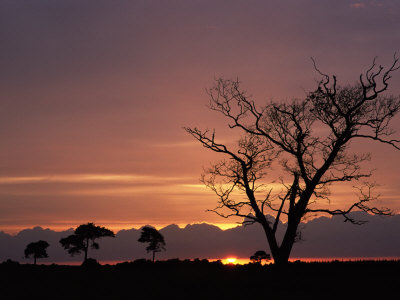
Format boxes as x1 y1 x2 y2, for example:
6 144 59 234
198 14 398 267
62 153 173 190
250 250 271 264
24 240 49 265
138 226 166 262
59 222 115 263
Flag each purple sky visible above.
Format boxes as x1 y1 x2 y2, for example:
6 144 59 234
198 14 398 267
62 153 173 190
1 0 400 233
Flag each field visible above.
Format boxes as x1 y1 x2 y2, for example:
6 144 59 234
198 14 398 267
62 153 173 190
1 259 399 300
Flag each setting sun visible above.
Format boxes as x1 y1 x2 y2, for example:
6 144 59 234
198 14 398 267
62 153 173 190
225 258 237 264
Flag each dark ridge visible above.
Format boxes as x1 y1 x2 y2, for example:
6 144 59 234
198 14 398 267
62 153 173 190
1 259 399 299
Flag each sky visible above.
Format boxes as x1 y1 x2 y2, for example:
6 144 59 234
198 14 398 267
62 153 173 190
1 0 400 234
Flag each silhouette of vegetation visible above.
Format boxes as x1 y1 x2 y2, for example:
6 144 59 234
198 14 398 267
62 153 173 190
250 250 271 264
59 223 115 263
1 259 399 299
2 259 19 266
81 258 101 268
24 240 49 265
185 56 400 266
138 226 166 262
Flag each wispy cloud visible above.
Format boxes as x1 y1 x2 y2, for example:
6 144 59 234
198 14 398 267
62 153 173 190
350 1 384 9
153 141 200 148
351 2 366 9
0 174 187 184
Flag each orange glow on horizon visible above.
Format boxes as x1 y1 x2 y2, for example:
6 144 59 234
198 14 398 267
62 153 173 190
226 257 237 264
208 256 400 265
218 257 252 265
0 221 242 235
37 256 400 266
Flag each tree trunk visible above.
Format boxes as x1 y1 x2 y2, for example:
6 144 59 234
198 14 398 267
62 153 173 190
84 238 89 262
152 251 155 263
273 237 296 267
34 256 37 265
260 209 303 267
246 184 289 266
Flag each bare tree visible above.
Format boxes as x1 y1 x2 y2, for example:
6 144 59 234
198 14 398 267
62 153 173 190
185 56 400 266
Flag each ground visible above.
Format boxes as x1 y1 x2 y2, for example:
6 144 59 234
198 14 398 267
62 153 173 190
1 259 399 299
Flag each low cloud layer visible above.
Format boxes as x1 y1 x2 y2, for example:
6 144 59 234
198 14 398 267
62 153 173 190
1 212 399 263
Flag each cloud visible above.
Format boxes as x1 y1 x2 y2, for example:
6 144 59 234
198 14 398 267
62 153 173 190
1 212 399 262
350 1 385 9
351 2 366 8
153 141 200 148
0 174 187 185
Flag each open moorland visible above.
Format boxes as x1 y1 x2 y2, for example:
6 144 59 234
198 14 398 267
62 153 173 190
1 259 399 300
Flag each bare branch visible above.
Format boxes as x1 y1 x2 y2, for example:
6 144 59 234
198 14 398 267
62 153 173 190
186 56 399 265
306 183 392 224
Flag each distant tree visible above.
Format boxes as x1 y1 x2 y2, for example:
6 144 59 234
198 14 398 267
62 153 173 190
59 222 115 263
81 257 101 268
2 259 20 266
185 56 400 266
250 250 271 264
138 226 166 262
24 240 49 265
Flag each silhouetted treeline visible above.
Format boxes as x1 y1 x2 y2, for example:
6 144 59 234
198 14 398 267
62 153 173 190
2 212 400 263
1 259 399 299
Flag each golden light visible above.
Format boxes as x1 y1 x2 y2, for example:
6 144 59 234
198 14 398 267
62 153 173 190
226 257 237 264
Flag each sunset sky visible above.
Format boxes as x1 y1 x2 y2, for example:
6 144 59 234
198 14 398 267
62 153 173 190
1 0 400 234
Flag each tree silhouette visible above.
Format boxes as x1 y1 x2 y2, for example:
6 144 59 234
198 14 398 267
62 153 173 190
138 226 166 262
24 240 49 265
59 222 115 263
185 56 400 266
250 250 271 264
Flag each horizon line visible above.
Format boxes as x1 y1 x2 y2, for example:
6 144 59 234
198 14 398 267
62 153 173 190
2 210 398 235
0 222 243 236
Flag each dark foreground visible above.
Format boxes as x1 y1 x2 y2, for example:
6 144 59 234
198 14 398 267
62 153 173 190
1 259 399 300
